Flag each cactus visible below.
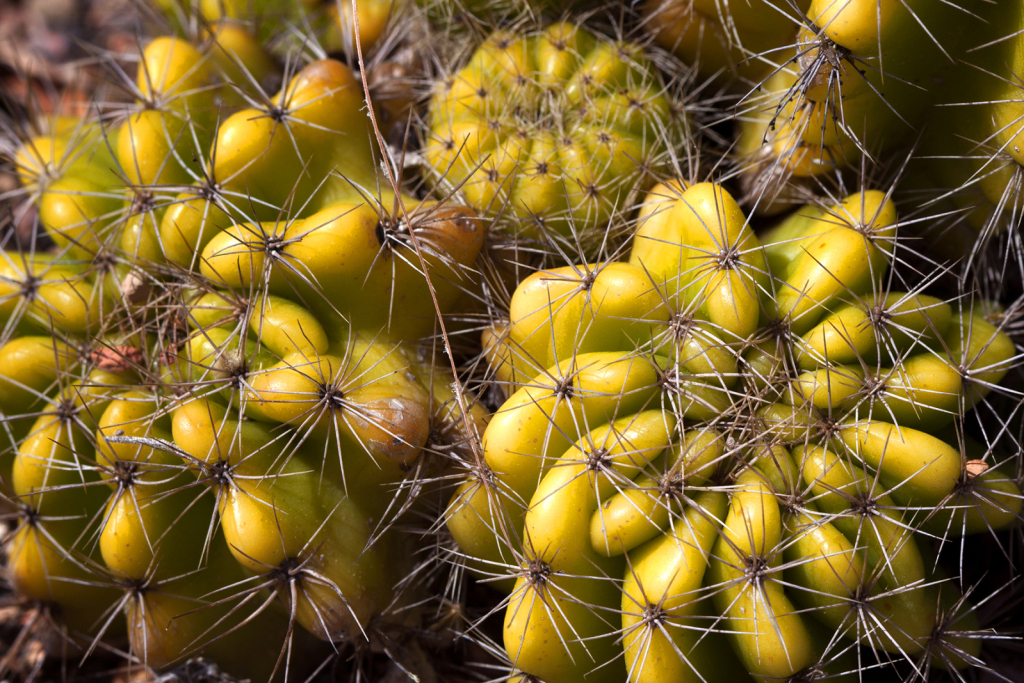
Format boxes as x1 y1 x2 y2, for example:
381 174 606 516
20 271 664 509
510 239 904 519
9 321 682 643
1 19 488 681
2 2 1024 683
422 22 690 248
731 0 982 215
450 181 1020 682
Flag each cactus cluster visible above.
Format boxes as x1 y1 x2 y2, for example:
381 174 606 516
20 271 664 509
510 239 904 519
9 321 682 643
2 19 486 679
459 179 1019 682
1 1 1024 683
